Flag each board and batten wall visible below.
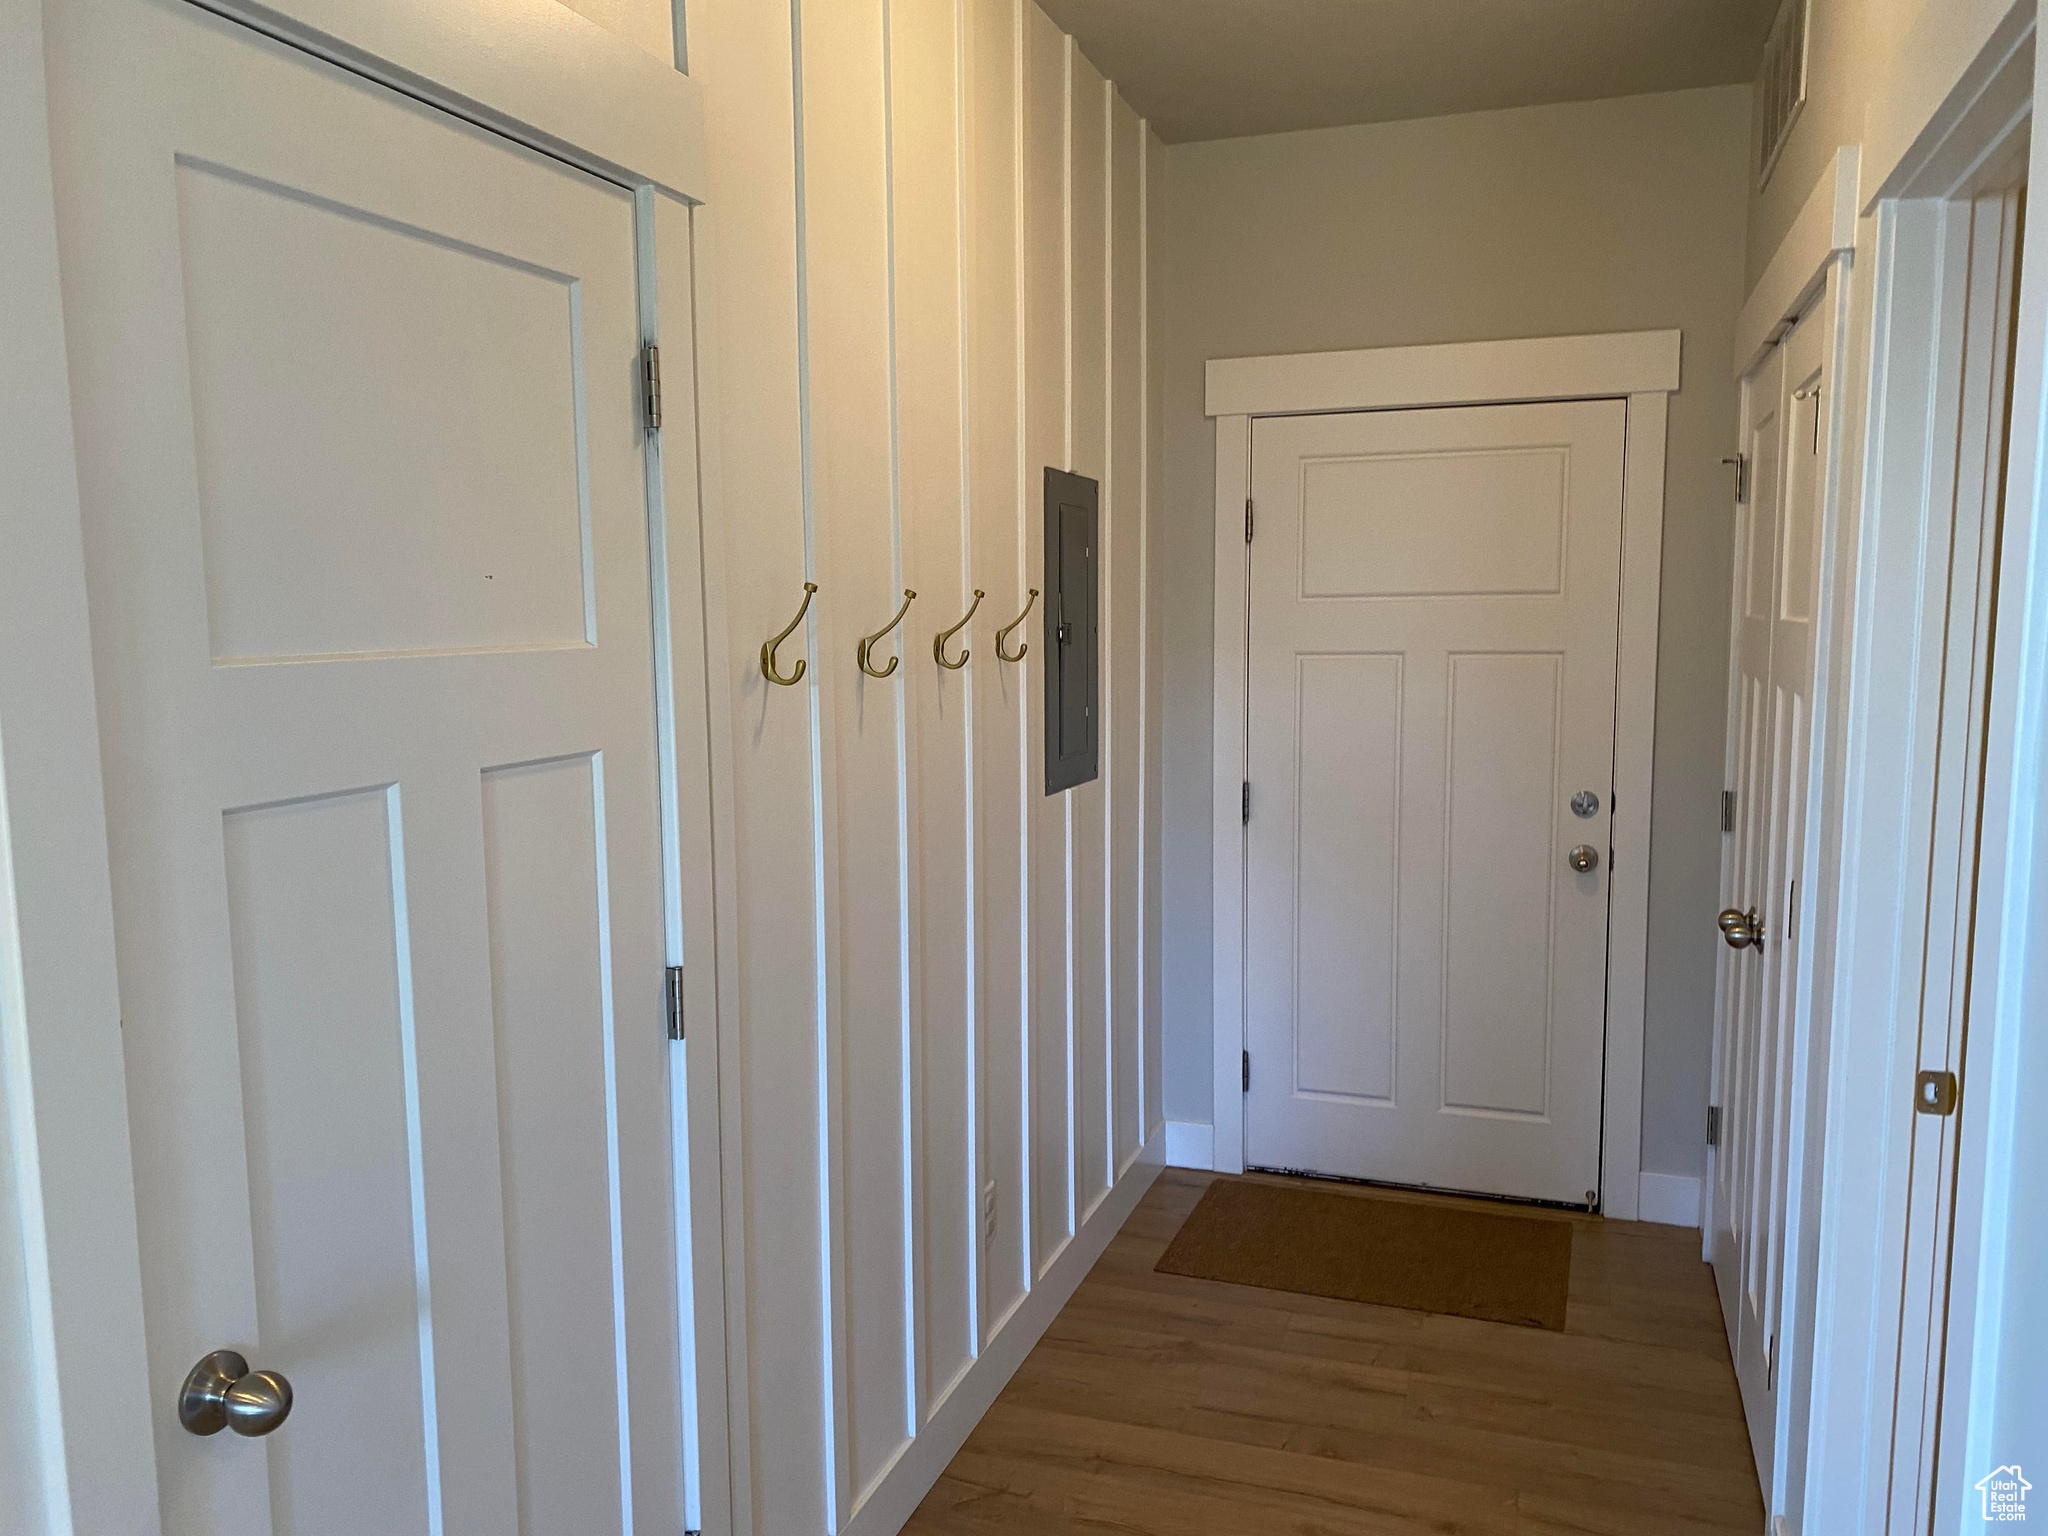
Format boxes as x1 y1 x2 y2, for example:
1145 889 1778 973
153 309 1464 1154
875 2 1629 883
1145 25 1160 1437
1156 87 1751 1211
688 1 1165 1533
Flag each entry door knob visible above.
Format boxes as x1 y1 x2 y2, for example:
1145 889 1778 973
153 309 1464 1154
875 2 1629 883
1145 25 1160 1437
1566 844 1600 873
179 1350 294 1437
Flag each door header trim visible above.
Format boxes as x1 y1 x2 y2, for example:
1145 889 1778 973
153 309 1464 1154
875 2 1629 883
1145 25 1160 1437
1203 328 1680 419
188 0 707 201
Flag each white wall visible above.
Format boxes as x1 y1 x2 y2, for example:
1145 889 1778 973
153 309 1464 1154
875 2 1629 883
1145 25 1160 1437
1156 86 1752 1186
689 1 1164 1531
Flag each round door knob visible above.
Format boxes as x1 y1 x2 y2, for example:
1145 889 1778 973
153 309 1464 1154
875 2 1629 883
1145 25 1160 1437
1566 844 1600 873
1718 907 1765 951
179 1350 294 1437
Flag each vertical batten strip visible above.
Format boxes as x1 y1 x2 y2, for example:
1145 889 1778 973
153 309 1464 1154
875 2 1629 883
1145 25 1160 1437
874 0 925 1450
689 0 831 1525
799 0 920 1507
1106 90 1144 1179
785 0 857 1522
949 0 984 1374
886 0 979 1428
1012 0 1035 1301
961 0 1029 1354
1139 124 1166 1144
1101 78 1120 1188
1065 44 1111 1221
1020 3 1070 1279
1059 32 1081 1245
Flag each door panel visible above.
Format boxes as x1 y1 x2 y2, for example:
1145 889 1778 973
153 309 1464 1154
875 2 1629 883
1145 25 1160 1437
44 2 680 1532
222 788 436 1530
1443 650 1564 1119
1293 653 1402 1103
1243 399 1626 1205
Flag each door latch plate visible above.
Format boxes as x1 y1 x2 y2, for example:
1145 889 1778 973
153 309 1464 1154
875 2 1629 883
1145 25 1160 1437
1914 1069 1958 1116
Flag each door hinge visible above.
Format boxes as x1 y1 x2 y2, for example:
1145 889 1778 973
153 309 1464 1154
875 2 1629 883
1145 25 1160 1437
1245 497 1255 544
1242 1050 1251 1093
1241 781 1251 825
1722 453 1749 504
1721 788 1736 834
1706 1104 1721 1147
665 965 685 1040
1914 1069 1958 1116
641 343 663 431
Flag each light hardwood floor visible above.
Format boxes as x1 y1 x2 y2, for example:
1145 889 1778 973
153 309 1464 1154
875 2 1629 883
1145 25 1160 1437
904 1168 1765 1535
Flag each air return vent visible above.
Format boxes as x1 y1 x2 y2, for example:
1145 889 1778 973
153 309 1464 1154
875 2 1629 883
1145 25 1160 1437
1756 0 1809 190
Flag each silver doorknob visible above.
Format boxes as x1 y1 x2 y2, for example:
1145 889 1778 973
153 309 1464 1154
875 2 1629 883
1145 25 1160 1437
1718 907 1765 951
179 1350 293 1437
1566 844 1600 873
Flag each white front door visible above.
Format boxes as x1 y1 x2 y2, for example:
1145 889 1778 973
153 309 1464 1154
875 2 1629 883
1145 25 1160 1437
1710 292 1826 1486
1242 399 1627 1205
45 3 683 1532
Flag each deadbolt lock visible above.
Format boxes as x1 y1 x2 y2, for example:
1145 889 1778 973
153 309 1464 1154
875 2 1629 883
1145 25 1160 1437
1570 790 1601 819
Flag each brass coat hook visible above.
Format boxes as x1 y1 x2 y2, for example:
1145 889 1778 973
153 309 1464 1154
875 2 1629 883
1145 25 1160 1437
761 582 817 686
857 589 916 678
933 589 985 670
994 588 1039 663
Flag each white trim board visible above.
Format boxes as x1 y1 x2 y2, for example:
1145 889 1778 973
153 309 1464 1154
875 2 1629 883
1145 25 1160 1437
1164 1121 1214 1171
1800 24 2042 1524
1735 145 1860 379
1637 1172 1704 1229
188 0 707 199
1205 329 1680 419
1205 331 1673 1222
839 1146 1163 1536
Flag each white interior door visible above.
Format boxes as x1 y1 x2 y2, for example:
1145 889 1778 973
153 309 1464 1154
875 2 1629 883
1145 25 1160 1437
45 2 683 1532
1242 399 1627 1206
1710 293 1826 1488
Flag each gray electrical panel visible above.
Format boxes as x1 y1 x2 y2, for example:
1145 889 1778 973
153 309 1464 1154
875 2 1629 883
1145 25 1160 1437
1043 468 1098 794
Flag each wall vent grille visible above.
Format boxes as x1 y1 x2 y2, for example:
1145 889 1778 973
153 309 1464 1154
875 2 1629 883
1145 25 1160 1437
1756 0 1809 190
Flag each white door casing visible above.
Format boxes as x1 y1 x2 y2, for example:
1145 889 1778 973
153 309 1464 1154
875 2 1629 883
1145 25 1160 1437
1242 399 1627 1206
1711 288 1829 1490
44 2 684 1531
1206 331 1677 1214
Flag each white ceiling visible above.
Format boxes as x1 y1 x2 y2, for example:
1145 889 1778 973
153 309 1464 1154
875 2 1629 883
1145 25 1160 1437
1034 0 1776 144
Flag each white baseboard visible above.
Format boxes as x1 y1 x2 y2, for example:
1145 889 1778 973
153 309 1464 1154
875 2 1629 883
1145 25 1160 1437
1636 1170 1703 1228
1164 1120 1213 1170
841 1130 1164 1536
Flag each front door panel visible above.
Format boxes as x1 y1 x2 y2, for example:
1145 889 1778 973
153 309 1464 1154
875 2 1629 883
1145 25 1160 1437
1243 400 1627 1205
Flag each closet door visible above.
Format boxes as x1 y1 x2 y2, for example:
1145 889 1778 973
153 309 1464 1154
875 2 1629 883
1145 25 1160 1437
1710 289 1827 1491
45 2 683 1531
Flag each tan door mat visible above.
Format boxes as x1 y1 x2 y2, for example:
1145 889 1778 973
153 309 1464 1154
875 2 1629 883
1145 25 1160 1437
1154 1178 1573 1330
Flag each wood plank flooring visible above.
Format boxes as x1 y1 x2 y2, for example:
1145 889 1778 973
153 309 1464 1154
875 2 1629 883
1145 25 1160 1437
904 1169 1765 1536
